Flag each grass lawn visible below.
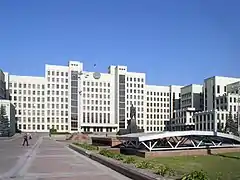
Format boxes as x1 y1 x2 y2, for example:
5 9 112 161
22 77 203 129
72 143 240 179
146 152 240 180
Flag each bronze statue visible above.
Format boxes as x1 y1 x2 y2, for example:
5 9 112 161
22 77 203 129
130 104 136 119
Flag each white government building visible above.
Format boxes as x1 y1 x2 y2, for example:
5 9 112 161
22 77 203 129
171 76 240 132
4 61 183 133
2 61 240 134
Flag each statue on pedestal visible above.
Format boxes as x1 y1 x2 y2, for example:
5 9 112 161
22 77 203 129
128 104 138 133
117 103 144 135
130 104 136 120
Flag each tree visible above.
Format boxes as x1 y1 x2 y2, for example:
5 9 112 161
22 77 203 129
0 105 10 137
225 111 238 136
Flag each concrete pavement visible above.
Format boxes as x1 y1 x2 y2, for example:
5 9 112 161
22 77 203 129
0 135 131 180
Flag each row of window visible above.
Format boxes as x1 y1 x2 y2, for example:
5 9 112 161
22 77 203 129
127 77 144 83
19 124 69 131
47 77 68 83
127 89 144 94
146 114 169 119
11 90 44 96
147 108 169 113
47 90 68 96
82 94 110 99
147 97 170 102
12 96 44 102
181 92 192 99
83 106 111 111
83 81 110 87
83 87 111 93
146 102 170 108
127 101 144 107
147 91 169 96
10 83 44 89
181 99 192 105
14 103 68 110
18 116 68 123
47 71 68 77
146 126 164 132
46 97 68 102
82 112 111 124
17 109 45 116
127 83 144 89
146 120 164 125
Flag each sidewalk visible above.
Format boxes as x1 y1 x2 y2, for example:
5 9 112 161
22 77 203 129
0 134 40 179
1 137 131 180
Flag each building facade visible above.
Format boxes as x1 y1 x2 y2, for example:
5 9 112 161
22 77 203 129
171 108 197 131
181 84 203 110
170 77 240 133
5 61 239 134
203 76 240 111
4 61 183 133
145 85 170 132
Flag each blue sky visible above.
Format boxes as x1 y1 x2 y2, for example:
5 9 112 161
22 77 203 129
0 0 239 86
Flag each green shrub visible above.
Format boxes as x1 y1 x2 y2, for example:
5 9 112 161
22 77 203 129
74 143 98 151
99 149 124 160
181 170 209 180
99 149 113 157
216 172 223 180
135 160 153 169
50 128 57 134
113 154 124 161
154 165 175 177
123 157 136 164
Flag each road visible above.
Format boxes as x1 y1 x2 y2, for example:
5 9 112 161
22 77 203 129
0 134 131 180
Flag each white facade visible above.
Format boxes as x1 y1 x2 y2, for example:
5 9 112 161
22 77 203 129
145 85 170 132
6 61 240 134
81 71 117 132
193 110 230 132
108 66 146 131
171 108 197 131
171 76 240 132
203 76 240 111
9 75 47 132
181 84 203 110
5 61 189 133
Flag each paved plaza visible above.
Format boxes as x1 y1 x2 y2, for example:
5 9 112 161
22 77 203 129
0 134 131 180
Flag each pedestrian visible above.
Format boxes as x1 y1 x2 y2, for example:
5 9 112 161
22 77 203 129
22 133 29 146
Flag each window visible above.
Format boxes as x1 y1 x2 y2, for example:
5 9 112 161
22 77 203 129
217 85 220 94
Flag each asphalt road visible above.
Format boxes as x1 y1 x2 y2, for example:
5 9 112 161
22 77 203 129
0 134 131 180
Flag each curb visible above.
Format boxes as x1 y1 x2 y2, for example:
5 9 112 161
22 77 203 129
69 144 170 180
